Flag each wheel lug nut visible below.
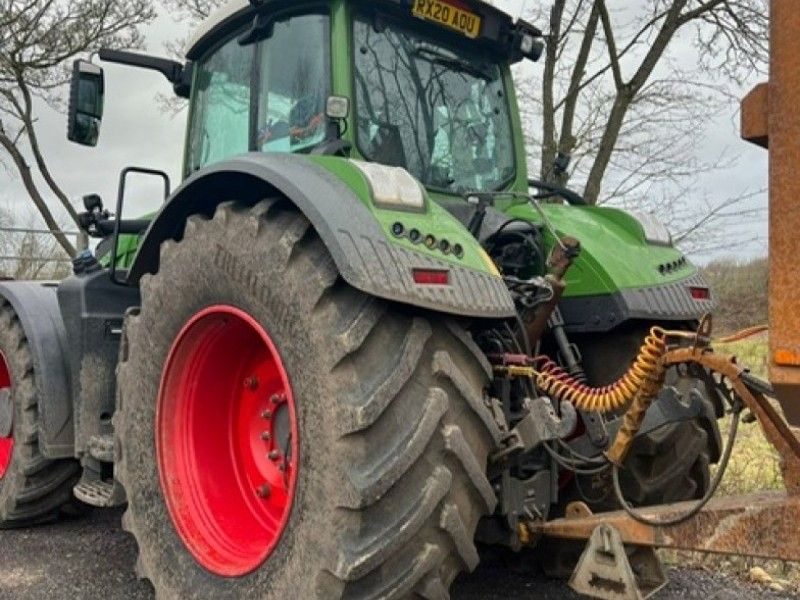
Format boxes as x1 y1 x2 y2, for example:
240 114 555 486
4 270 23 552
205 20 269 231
261 409 272 419
270 393 286 405
256 484 271 498
269 450 280 461
244 376 259 390
261 431 272 441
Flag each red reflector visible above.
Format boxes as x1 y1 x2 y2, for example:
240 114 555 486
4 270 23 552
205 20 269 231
413 269 450 285
689 287 711 300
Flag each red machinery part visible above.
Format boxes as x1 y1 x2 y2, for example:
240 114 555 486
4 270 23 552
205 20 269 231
0 352 12 479
156 305 299 577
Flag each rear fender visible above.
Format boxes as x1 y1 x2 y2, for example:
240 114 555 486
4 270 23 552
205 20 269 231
0 281 73 458
128 153 515 319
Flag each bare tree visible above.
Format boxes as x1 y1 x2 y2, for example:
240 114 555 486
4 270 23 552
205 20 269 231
0 0 156 257
514 0 768 255
0 206 73 280
162 0 225 58
162 0 219 23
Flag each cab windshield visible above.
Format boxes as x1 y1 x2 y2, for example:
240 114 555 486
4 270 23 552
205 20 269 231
353 14 516 194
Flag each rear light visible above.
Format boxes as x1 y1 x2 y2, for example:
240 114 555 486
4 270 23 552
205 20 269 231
413 269 449 286
689 287 711 300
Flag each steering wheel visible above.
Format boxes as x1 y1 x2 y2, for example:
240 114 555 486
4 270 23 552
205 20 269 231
258 120 291 145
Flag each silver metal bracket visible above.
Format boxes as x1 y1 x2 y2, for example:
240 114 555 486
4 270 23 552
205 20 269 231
569 524 667 600
492 396 577 462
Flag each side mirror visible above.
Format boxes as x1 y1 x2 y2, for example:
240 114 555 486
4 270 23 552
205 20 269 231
67 60 105 147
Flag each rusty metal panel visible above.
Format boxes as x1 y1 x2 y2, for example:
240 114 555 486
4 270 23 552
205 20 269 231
768 1 800 426
741 1 800 426
531 493 800 562
741 83 769 148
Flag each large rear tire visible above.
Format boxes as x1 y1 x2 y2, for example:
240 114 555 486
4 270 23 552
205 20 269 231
116 199 501 599
0 301 81 528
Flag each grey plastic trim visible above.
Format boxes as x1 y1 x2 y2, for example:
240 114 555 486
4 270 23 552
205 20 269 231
129 153 516 319
560 272 715 333
0 282 74 458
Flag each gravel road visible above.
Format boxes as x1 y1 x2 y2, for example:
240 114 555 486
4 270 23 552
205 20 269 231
0 508 795 599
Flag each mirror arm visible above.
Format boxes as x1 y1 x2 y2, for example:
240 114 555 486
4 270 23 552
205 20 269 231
98 49 185 87
173 63 193 99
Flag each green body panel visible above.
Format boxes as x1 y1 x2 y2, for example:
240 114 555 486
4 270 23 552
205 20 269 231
307 155 496 274
99 233 140 269
501 201 696 297
106 153 501 277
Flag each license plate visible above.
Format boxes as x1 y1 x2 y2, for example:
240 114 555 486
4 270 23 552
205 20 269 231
412 0 482 39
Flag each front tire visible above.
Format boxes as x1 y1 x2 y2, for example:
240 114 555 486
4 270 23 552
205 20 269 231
116 199 501 599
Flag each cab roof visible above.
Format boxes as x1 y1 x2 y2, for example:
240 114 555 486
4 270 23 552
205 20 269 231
185 0 531 61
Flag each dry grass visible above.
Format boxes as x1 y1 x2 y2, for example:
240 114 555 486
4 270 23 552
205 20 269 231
715 336 784 496
702 258 768 335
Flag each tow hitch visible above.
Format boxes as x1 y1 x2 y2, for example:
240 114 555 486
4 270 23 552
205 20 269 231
525 340 800 599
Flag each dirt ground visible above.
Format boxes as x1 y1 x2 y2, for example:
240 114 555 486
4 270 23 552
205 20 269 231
0 508 795 599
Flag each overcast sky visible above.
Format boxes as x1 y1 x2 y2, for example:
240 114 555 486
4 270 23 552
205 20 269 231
0 0 768 260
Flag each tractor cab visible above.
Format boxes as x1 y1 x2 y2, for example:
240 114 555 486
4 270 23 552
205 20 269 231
182 0 542 196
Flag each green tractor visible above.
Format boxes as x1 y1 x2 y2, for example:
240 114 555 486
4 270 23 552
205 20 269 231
0 0 720 597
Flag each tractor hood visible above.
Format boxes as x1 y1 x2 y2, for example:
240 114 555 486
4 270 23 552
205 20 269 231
504 202 702 297
499 201 714 331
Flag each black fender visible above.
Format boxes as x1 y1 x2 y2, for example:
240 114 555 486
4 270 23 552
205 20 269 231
129 153 515 319
0 281 73 458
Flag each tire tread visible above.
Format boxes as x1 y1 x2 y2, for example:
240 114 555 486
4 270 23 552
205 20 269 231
0 303 80 529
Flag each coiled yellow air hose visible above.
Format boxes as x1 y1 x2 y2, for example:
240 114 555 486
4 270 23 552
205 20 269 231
494 323 770 416
531 327 668 413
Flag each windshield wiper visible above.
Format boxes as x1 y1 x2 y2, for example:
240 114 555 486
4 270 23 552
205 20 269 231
412 46 493 81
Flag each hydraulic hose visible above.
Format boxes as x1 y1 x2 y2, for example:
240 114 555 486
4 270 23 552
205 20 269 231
612 402 743 527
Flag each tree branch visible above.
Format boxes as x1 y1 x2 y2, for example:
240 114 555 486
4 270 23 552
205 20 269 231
0 131 76 256
540 0 567 180
596 0 624 90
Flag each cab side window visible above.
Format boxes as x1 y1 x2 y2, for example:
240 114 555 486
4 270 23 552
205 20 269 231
186 12 331 174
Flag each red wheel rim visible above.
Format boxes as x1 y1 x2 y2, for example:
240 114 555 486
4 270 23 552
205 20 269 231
0 352 13 480
157 305 299 577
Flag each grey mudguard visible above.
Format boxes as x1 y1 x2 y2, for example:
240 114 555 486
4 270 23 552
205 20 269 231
0 281 73 458
560 271 714 333
129 153 515 319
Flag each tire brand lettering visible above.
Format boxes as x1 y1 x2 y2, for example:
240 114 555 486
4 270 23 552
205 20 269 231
214 244 291 325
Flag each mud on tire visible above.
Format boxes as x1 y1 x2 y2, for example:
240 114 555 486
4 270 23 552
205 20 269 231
0 301 81 528
116 199 501 599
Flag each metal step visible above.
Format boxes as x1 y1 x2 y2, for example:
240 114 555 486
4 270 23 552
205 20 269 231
87 434 115 463
73 478 126 508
